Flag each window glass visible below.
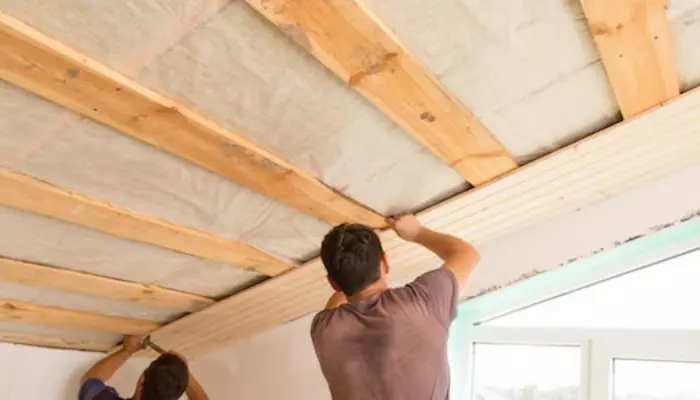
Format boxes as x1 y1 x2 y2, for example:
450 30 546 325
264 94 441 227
484 250 700 329
472 344 580 400
614 359 700 400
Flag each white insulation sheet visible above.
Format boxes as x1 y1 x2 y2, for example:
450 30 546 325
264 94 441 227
360 0 700 158
0 0 469 217
0 322 122 345
0 206 263 299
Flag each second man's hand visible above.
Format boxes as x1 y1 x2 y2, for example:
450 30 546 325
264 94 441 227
123 335 143 355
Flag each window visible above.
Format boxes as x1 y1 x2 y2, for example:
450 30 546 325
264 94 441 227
483 249 700 330
614 359 700 400
472 344 580 400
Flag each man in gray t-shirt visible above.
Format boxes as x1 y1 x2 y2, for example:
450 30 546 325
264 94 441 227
311 215 481 400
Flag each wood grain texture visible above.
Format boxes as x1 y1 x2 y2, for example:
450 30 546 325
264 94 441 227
0 13 384 228
152 86 700 357
0 169 291 276
580 0 679 118
243 0 517 185
0 257 214 312
0 331 113 352
0 300 161 335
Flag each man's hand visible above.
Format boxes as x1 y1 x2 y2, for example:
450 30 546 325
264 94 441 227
81 335 140 384
122 335 142 355
388 214 423 242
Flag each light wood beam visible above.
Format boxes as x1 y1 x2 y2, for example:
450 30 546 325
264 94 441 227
580 0 679 118
0 257 214 312
0 300 161 335
0 13 384 228
242 0 517 185
0 331 113 352
152 86 700 357
0 169 291 276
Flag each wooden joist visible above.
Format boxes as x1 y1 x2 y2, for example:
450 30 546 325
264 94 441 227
243 0 517 185
0 169 291 276
0 331 113 352
0 13 384 228
152 86 700 357
0 300 161 335
580 0 679 118
0 257 214 312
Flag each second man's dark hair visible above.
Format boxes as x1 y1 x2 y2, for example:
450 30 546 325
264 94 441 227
321 223 384 296
141 353 189 400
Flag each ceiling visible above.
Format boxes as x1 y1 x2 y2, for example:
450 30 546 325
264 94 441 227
1 0 699 354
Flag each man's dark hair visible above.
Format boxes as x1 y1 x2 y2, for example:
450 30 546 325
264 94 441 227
141 353 189 400
321 223 384 296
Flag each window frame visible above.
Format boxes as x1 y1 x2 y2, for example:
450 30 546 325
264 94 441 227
468 338 588 400
461 327 700 400
453 218 700 400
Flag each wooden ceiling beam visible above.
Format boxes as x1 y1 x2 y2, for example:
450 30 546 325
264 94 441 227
0 13 384 228
0 300 160 335
0 331 113 352
0 257 214 312
243 0 517 185
152 86 700 356
0 169 291 276
580 0 680 118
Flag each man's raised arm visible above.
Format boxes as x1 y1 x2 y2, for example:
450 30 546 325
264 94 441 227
390 215 480 294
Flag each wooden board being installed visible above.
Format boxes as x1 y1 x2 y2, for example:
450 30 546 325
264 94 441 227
244 0 517 185
151 86 700 356
0 170 291 276
0 13 384 228
580 0 679 118
0 257 214 312
0 300 161 335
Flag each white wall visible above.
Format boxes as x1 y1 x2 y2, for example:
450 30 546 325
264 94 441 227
2 165 700 400
0 343 150 400
192 315 326 400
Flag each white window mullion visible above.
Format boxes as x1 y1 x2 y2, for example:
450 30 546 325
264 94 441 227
588 338 613 400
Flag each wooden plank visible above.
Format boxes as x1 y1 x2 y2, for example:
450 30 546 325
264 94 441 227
0 331 113 352
0 13 384 228
0 257 214 312
580 0 679 118
152 86 700 357
242 0 517 185
0 169 291 276
0 300 161 335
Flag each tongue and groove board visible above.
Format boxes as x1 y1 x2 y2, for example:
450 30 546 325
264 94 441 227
152 87 700 356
